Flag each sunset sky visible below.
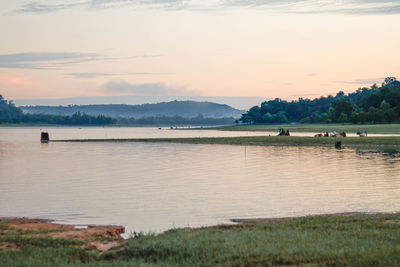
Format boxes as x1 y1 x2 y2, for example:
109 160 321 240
0 0 399 103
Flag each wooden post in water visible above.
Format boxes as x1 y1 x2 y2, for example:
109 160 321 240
41 132 49 143
335 141 342 149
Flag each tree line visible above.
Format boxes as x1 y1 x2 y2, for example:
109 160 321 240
0 95 116 125
240 77 400 124
117 114 235 125
0 95 235 125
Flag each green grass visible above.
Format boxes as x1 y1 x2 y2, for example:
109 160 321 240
56 136 400 149
208 123 400 134
2 213 400 266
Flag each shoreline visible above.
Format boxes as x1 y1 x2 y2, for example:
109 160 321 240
207 123 400 134
51 136 400 149
2 212 400 265
230 211 383 223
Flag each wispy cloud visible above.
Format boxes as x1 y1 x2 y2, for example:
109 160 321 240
17 0 188 13
16 0 400 14
224 0 400 15
67 71 171 78
101 80 200 96
335 77 385 84
0 52 100 69
130 54 164 58
0 74 30 85
66 72 117 78
0 52 160 70
17 1 86 13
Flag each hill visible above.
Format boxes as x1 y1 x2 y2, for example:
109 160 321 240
20 100 244 119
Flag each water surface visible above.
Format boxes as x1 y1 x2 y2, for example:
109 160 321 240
1 127 399 233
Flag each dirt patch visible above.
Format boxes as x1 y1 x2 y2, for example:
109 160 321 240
13 222 74 231
0 217 125 253
0 242 18 251
49 225 125 240
1 218 73 231
85 241 121 253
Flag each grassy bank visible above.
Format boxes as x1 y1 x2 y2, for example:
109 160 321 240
209 123 400 134
55 136 400 148
1 213 400 266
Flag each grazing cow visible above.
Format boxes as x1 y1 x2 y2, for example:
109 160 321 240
339 132 346 137
314 133 323 137
329 131 338 137
357 131 367 137
324 132 329 137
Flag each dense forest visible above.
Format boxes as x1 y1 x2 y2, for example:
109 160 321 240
241 77 400 124
0 95 116 125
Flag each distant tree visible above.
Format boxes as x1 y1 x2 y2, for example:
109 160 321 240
332 98 353 121
382 77 398 87
337 113 349 123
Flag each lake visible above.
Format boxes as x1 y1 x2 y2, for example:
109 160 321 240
1 127 399 234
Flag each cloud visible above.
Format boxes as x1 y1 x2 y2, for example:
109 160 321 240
67 71 171 78
101 80 199 96
0 52 100 69
335 77 385 84
0 74 29 85
17 1 86 13
67 72 117 78
130 54 164 58
224 0 400 14
17 0 188 13
89 0 185 8
15 0 400 14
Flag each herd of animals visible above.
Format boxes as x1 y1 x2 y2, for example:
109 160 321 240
314 131 368 137
277 128 368 137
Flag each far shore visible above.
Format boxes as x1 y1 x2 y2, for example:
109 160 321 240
205 123 400 134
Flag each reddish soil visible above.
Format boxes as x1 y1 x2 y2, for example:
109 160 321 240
0 218 125 253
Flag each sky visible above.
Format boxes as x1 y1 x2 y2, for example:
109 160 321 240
0 0 399 104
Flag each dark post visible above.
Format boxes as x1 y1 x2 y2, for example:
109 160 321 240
41 132 49 143
335 141 342 149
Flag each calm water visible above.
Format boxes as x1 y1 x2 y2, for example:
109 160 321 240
1 127 400 234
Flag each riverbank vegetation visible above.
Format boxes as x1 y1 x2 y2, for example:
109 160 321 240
1 213 400 266
240 77 400 124
57 136 400 147
210 123 400 134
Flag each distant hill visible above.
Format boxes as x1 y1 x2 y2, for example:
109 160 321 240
20 100 244 119
14 96 264 110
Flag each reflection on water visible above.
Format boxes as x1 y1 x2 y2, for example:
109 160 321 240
0 127 400 233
